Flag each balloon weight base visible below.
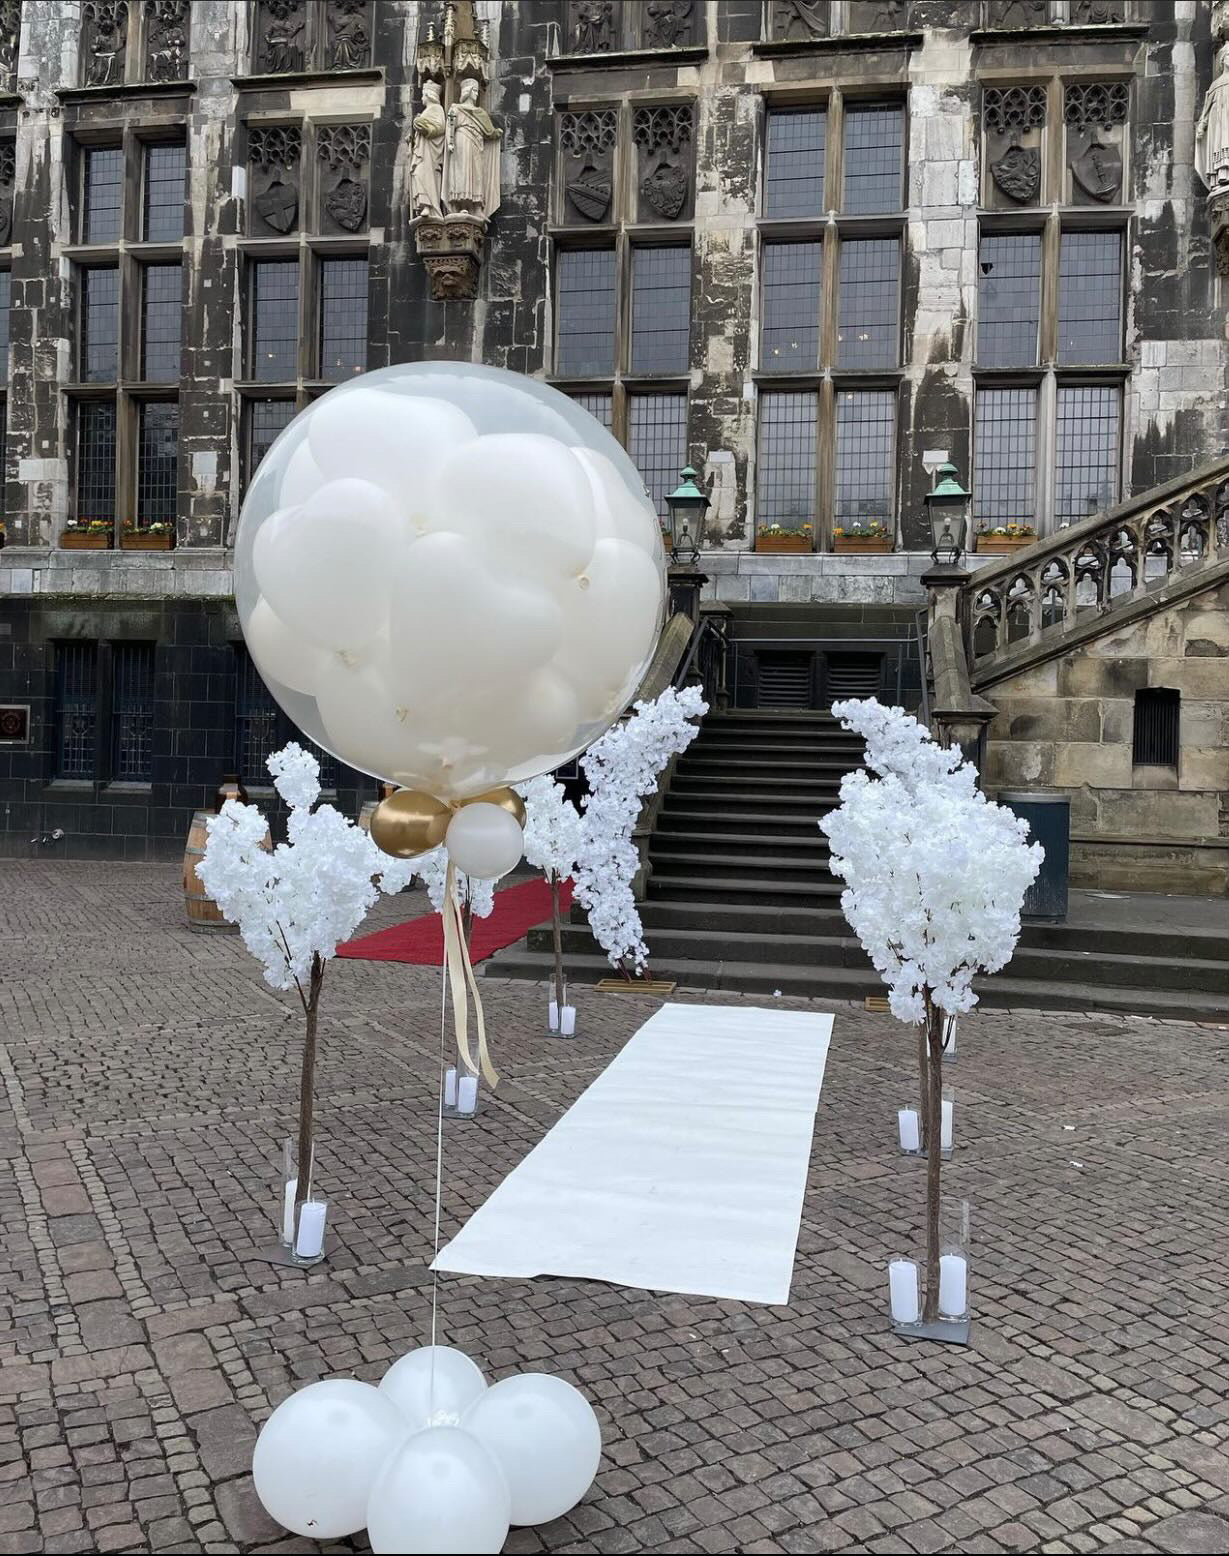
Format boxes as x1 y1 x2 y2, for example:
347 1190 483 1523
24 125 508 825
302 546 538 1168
596 978 676 996
892 1315 971 1346
901 1146 953 1161
260 1242 326 1270
443 1101 485 1121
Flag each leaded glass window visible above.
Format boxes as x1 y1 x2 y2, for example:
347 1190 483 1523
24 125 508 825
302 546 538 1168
842 105 904 215
837 238 899 369
143 144 186 242
137 403 179 525
628 393 688 518
83 147 124 243
556 249 616 377
112 643 155 783
82 267 119 382
756 392 817 530
55 642 98 781
630 248 691 375
569 391 613 431
764 109 826 219
760 242 821 373
319 257 368 380
978 234 1041 367
1058 231 1121 364
75 401 117 523
247 399 297 486
250 260 300 381
0 271 9 381
974 387 1037 525
1055 385 1119 523
835 390 894 523
141 264 182 381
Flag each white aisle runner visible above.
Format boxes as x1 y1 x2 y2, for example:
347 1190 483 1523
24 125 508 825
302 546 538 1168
433 1002 833 1305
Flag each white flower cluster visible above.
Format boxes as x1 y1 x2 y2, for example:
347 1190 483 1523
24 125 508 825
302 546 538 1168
412 846 496 921
197 744 407 991
820 700 1043 1023
517 773 584 884
573 685 707 971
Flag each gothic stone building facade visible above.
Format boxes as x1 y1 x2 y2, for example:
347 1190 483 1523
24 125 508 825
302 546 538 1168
0 0 1225 884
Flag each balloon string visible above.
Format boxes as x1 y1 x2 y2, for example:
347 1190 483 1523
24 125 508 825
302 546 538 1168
429 911 448 1420
442 861 499 1087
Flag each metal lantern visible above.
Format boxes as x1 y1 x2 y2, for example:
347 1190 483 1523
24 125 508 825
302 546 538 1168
925 462 971 567
665 466 710 566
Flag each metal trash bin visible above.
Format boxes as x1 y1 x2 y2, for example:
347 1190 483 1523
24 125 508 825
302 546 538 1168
998 791 1070 923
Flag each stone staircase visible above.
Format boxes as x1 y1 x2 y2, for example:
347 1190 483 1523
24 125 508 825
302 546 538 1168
487 706 1229 1021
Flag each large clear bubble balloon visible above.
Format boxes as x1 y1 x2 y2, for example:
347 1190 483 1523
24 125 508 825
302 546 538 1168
234 363 668 802
251 1378 406 1539
464 1372 602 1526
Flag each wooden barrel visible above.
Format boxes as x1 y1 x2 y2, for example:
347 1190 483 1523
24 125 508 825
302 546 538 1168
183 810 272 931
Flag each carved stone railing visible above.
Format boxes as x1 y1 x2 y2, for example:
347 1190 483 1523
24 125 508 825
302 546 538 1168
967 455 1229 685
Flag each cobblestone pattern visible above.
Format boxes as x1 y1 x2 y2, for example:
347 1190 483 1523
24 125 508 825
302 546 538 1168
1 862 1228 1554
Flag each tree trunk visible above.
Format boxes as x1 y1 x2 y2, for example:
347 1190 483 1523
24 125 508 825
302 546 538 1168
917 1020 930 1147
550 873 566 1014
922 991 945 1323
293 954 324 1239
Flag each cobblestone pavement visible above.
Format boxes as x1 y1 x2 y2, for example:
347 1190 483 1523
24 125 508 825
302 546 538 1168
2 861 1229 1556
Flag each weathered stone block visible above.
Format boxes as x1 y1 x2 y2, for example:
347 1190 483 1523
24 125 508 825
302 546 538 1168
1054 742 1133 790
1059 656 1150 698
1179 747 1229 792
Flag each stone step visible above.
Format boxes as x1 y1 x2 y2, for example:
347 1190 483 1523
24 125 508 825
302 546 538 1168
645 873 845 905
484 948 1229 1022
655 809 832 838
676 756 857 780
661 789 841 812
669 774 846 797
691 739 865 758
650 829 831 858
647 850 836 881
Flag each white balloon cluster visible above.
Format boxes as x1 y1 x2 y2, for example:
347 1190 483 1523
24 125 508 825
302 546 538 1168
233 363 667 805
252 1346 602 1555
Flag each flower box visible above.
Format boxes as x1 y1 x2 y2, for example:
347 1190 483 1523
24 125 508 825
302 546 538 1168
834 536 893 554
121 532 174 550
756 533 813 554
974 534 1036 555
61 530 112 550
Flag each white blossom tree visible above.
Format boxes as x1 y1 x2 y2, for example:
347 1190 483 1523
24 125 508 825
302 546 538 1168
575 685 707 975
518 773 585 1012
196 744 410 1239
819 700 1042 1323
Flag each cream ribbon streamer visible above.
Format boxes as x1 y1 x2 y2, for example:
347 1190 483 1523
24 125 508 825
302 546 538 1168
441 860 500 1087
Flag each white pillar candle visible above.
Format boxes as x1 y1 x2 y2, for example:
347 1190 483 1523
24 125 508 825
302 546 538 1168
548 999 560 1032
946 1023 957 1059
457 1074 478 1116
938 1253 967 1318
294 1200 327 1260
888 1259 920 1325
444 1067 458 1108
282 1178 297 1245
897 1108 920 1152
560 1005 576 1037
941 1098 954 1151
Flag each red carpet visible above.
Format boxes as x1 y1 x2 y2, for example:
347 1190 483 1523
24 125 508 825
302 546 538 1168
338 876 573 965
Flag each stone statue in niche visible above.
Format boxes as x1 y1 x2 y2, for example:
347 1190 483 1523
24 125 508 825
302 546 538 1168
411 80 446 218
848 0 908 32
327 0 369 70
258 0 305 74
445 76 501 220
643 0 692 48
249 124 301 234
83 1 128 87
0 1 21 84
570 0 615 53
560 109 616 223
0 141 14 247
991 0 1048 24
145 0 188 83
318 124 370 232
772 0 829 39
1197 1 1229 273
633 103 693 222
1070 0 1123 22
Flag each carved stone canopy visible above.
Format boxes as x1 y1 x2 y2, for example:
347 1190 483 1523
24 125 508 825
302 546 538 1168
415 214 485 300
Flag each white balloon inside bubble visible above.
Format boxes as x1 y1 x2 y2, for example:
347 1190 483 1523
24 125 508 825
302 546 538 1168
233 363 667 802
